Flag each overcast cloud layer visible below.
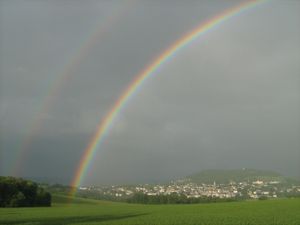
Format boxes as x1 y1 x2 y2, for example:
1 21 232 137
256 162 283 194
0 0 299 185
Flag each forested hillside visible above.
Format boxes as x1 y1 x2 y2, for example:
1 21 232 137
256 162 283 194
186 169 297 184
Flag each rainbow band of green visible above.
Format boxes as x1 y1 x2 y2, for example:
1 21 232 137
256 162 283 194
70 0 267 195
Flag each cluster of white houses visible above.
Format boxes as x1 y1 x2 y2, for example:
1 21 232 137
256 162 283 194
79 179 300 200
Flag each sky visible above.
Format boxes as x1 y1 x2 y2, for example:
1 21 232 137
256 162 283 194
0 0 299 185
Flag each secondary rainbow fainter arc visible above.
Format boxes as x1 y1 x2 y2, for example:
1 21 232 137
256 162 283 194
70 0 268 197
11 0 136 177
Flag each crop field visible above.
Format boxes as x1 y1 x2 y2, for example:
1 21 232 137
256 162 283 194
0 196 299 225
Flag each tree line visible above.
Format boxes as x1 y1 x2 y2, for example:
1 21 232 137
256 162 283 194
126 192 238 204
0 176 51 207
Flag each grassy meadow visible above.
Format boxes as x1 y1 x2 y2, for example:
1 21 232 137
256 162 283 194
0 195 299 225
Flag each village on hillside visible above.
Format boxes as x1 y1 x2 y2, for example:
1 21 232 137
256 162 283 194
78 179 300 201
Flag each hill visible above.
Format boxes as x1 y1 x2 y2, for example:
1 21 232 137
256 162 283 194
184 169 298 184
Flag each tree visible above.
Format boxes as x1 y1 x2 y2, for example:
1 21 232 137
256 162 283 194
0 176 52 207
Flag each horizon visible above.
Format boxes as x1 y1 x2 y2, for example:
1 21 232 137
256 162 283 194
10 167 300 187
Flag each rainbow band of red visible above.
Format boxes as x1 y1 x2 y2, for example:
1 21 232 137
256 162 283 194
70 0 267 195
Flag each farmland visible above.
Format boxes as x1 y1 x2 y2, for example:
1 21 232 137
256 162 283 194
0 195 299 225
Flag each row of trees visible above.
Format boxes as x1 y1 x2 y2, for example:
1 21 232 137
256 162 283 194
0 176 51 207
126 193 237 204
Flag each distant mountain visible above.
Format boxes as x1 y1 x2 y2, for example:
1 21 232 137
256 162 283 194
183 169 299 185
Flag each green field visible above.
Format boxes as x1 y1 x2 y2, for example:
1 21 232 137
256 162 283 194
0 196 299 225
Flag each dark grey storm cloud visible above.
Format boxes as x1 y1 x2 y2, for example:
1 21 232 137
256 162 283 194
0 0 299 185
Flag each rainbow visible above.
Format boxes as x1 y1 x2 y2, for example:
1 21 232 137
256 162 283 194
70 0 268 195
11 1 136 176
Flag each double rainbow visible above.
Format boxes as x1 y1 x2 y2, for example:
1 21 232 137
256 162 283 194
70 0 268 195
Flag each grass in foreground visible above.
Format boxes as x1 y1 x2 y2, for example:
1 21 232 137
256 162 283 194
0 195 299 225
